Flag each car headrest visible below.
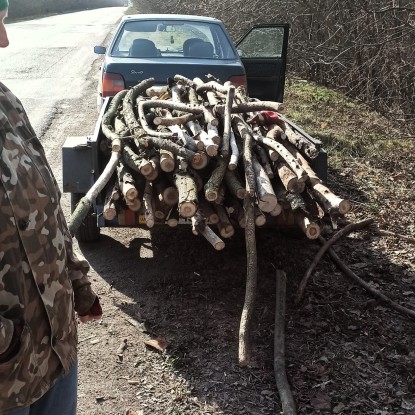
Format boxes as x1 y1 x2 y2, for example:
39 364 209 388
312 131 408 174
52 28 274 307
187 41 214 58
183 38 204 56
129 39 160 57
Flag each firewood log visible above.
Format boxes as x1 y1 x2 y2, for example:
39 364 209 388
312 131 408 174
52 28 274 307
232 116 256 197
229 130 239 170
206 123 221 145
103 187 117 221
294 210 321 239
166 207 179 227
253 133 308 183
143 181 155 228
199 199 219 225
186 120 218 156
126 197 141 212
228 198 246 228
101 89 129 152
284 124 319 159
117 163 139 201
266 123 286 140
254 206 266 227
221 85 235 157
146 85 168 98
252 156 279 213
173 170 198 218
197 225 225 250
214 203 235 238
153 112 199 126
224 170 246 200
190 151 209 170
275 160 306 194
153 198 171 220
254 144 274 178
204 155 229 202
122 143 154 176
153 178 179 206
159 149 175 173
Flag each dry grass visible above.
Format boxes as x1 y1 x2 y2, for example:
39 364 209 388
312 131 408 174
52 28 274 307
284 78 415 231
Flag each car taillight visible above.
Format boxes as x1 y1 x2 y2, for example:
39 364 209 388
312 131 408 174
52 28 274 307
228 75 247 88
102 72 125 97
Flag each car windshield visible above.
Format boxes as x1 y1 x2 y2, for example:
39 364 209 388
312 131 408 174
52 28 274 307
110 19 237 59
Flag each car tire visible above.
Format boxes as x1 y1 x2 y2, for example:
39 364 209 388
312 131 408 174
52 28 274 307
70 193 100 242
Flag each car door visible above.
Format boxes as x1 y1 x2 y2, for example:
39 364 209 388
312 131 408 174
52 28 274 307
236 24 289 102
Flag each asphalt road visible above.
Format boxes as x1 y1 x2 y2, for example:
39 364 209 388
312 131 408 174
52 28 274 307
0 7 125 136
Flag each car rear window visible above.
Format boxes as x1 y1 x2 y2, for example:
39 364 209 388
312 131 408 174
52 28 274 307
110 19 237 59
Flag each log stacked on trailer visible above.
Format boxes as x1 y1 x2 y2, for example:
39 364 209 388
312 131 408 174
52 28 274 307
99 75 351 250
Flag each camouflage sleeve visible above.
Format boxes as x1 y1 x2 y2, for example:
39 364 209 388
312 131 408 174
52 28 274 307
0 316 14 355
58 195 98 313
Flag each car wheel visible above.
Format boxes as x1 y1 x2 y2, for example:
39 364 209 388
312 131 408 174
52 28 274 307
70 193 100 242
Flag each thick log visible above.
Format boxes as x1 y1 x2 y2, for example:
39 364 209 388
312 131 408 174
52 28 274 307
214 203 235 239
206 123 221 145
275 161 306 194
101 89 129 152
123 78 155 135
224 170 246 200
294 211 321 239
173 170 198 218
153 112 200 126
103 187 117 221
252 156 279 213
232 116 256 197
168 123 198 152
204 155 229 202
199 199 219 225
69 151 121 235
134 135 198 165
138 99 205 138
310 182 352 216
153 198 171 220
146 85 168 98
186 120 218 156
197 225 225 250
126 197 141 212
254 144 274 178
285 124 319 159
122 142 153 176
159 149 175 172
117 163 138 201
166 207 179 227
266 123 286 140
254 206 266 227
253 134 308 182
154 179 179 206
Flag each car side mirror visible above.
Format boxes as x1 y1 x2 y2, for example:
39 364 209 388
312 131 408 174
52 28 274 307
94 46 106 55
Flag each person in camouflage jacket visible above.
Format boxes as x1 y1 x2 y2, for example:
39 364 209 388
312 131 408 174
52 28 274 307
0 1 102 413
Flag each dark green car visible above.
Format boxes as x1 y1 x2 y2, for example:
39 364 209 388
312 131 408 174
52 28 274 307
94 14 289 108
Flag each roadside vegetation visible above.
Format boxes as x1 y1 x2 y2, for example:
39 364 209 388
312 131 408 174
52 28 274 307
284 77 414 233
132 0 414 136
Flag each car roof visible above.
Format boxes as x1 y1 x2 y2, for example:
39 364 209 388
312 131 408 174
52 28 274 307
121 14 222 24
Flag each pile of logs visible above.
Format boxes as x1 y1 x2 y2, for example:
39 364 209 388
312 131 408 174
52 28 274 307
97 75 352 250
